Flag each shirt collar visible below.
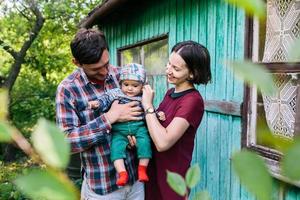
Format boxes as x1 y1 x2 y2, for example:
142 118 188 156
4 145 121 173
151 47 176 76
169 88 196 99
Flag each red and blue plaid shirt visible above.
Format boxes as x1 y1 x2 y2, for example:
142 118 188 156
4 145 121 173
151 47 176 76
56 66 138 195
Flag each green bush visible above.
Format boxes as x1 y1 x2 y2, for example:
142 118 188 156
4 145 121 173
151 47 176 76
0 159 41 200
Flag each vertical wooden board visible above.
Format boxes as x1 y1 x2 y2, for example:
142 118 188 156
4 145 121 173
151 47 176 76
219 114 231 200
230 116 242 200
225 4 235 101
205 112 220 200
163 0 170 34
184 0 191 40
285 185 300 200
152 75 168 107
158 2 164 35
169 0 177 50
215 0 227 100
191 0 199 41
233 8 245 102
176 0 184 42
196 112 208 190
120 21 126 48
190 112 208 197
205 0 216 100
197 0 208 97
154 4 160 36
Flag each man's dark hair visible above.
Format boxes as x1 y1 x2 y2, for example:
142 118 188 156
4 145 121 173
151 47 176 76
171 41 211 85
70 28 109 65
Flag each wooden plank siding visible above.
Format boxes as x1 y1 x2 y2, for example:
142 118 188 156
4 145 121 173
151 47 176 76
96 0 300 199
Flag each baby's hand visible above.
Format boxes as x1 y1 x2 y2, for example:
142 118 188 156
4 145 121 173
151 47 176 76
88 100 100 109
157 111 166 121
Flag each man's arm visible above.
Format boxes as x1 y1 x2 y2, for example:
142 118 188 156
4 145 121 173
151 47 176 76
56 85 111 153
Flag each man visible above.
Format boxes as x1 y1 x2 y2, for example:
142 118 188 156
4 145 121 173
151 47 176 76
56 28 143 199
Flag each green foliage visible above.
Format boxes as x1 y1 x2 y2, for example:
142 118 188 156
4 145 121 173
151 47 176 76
0 90 78 199
281 139 300 180
167 164 211 199
10 69 58 137
227 60 277 96
256 120 293 152
185 164 201 188
166 170 187 196
232 150 272 200
32 119 70 169
0 89 8 120
194 191 211 200
15 169 79 200
0 0 101 139
0 159 38 200
0 121 13 142
225 0 266 20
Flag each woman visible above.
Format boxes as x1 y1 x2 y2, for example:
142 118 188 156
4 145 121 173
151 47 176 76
142 41 211 200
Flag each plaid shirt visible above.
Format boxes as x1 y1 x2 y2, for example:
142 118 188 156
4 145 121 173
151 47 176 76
56 66 138 195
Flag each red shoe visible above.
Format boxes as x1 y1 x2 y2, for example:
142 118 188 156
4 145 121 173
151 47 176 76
138 165 149 182
116 171 128 186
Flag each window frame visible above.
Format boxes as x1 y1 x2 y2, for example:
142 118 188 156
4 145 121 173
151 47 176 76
243 15 300 186
117 34 168 72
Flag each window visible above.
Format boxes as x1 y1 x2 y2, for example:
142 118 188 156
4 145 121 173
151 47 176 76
244 1 300 186
118 36 168 75
117 35 169 107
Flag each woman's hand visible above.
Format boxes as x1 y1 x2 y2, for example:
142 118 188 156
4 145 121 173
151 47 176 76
142 84 155 109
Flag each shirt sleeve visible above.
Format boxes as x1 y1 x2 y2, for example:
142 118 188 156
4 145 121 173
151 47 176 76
174 94 204 129
56 85 112 153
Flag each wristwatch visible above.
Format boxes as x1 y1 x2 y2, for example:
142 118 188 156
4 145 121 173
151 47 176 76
145 107 155 115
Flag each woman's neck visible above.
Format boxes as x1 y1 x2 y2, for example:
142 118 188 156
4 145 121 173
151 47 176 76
174 82 194 93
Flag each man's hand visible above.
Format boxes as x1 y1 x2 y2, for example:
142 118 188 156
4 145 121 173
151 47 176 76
105 100 143 124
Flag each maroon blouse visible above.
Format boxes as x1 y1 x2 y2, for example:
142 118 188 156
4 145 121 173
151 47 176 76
145 88 204 200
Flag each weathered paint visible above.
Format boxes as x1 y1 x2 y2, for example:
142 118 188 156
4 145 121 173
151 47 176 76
96 0 300 199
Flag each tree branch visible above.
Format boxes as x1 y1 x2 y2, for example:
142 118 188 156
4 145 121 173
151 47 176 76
3 0 45 91
0 39 18 59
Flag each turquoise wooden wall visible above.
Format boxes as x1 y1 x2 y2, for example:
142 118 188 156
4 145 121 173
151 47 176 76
97 0 300 199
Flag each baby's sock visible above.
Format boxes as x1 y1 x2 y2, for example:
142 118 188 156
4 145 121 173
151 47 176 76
138 165 149 182
116 171 128 186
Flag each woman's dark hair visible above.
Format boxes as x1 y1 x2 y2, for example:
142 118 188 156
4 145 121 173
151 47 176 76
171 41 211 85
70 28 109 65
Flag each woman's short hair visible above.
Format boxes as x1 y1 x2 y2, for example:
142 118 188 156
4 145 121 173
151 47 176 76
171 41 211 85
70 28 109 65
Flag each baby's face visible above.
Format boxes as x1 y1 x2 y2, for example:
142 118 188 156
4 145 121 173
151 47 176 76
121 80 143 97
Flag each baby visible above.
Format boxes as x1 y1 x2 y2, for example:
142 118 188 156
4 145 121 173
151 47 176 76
89 63 152 186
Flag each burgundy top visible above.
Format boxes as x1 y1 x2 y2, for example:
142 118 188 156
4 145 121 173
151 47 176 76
145 88 204 200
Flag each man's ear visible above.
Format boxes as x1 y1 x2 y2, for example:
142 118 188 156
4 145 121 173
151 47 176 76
72 58 81 67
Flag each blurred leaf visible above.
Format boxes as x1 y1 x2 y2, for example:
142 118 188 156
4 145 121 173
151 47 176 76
281 139 300 180
0 89 9 121
227 60 277 95
256 119 293 152
31 118 70 169
14 169 79 200
232 150 272 200
225 0 266 20
166 170 186 196
193 190 211 200
185 164 201 188
0 121 13 142
288 38 300 62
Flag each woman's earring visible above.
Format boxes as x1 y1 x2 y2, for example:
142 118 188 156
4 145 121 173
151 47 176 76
187 74 194 81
